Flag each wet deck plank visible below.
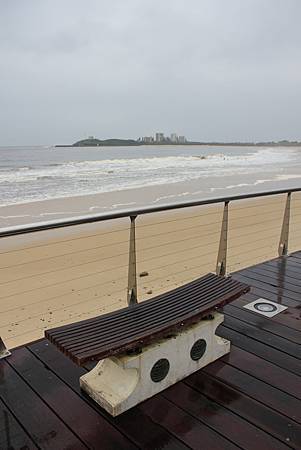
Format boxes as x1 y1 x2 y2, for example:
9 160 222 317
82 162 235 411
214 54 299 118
0 252 301 449
0 359 87 449
0 398 38 450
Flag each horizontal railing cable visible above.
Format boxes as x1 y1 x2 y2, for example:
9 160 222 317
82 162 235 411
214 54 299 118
139 248 218 275
1 287 128 328
137 239 220 266
0 216 221 264
0 225 130 256
140 260 216 290
0 229 220 280
229 199 284 212
229 215 285 232
228 232 281 248
0 262 129 300
0 275 129 314
4 298 124 343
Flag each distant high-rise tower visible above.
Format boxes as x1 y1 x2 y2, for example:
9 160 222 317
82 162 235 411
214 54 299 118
155 133 164 143
142 136 154 143
170 133 178 143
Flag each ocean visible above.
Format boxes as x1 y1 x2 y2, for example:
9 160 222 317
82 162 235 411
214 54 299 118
1 144 301 226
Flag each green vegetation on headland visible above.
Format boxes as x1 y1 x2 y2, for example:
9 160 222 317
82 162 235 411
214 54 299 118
55 138 301 147
72 138 139 147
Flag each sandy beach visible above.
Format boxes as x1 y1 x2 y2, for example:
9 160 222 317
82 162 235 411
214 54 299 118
1 191 301 350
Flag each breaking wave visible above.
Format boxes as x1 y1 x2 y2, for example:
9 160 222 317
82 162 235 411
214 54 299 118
0 146 299 206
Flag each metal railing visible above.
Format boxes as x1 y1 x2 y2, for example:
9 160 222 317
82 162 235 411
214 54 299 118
1 186 301 353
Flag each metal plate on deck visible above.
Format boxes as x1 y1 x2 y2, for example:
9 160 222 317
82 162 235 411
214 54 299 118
243 298 287 317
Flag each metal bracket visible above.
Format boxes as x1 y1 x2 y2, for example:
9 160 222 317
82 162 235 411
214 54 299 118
278 192 291 256
0 337 11 360
127 215 138 306
216 201 229 277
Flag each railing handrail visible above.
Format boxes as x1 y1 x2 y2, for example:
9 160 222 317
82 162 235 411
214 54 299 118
0 186 300 238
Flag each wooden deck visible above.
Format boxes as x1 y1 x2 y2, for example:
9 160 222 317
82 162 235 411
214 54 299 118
1 252 301 449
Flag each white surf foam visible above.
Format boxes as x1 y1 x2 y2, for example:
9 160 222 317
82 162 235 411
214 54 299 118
0 147 299 207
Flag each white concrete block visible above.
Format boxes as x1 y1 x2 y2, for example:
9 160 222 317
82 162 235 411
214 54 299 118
80 312 229 416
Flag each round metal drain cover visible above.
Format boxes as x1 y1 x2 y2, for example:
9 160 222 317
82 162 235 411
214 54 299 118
150 358 170 382
190 339 207 361
254 302 277 313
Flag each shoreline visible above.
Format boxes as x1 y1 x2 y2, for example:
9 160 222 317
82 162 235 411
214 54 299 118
1 172 301 228
56 142 301 147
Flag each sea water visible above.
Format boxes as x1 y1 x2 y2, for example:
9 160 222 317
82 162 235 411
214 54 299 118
0 144 301 208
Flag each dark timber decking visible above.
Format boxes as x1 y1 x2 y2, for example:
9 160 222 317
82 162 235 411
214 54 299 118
1 252 301 449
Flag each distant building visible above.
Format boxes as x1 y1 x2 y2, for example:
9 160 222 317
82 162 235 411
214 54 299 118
140 132 187 144
142 136 154 143
170 133 178 143
155 132 165 143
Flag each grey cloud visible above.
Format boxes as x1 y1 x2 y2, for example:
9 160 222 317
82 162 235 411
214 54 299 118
0 0 301 145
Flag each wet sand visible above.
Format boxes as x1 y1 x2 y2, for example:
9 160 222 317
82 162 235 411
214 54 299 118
1 192 301 349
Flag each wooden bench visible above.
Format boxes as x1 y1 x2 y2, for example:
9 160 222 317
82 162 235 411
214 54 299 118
45 273 249 416
46 273 249 366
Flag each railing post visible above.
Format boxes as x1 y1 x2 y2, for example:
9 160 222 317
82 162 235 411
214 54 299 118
127 215 138 306
216 201 229 277
0 337 11 360
278 192 291 256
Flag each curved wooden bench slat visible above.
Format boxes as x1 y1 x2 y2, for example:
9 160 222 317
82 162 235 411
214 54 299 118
45 273 249 366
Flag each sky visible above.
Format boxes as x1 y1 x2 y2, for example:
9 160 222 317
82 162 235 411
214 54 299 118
1 0 301 145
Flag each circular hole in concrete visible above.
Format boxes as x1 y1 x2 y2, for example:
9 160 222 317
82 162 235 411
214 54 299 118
150 358 170 382
190 339 207 361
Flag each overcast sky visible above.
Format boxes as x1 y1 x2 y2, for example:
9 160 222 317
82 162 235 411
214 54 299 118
1 0 301 145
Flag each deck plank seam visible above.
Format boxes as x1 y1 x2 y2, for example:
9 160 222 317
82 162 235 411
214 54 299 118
161 381 294 450
186 370 301 449
220 320 301 363
260 265 301 279
141 394 243 450
242 269 301 296
246 267 301 287
232 273 301 304
135 403 194 450
160 389 245 450
182 377 296 449
231 287 300 309
225 303 301 342
215 353 301 403
234 287 301 308
202 365 301 426
0 389 39 449
4 358 90 450
219 326 301 377
222 311 301 354
232 289 300 309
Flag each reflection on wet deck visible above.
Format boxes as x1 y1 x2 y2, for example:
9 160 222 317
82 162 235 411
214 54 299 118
1 252 301 449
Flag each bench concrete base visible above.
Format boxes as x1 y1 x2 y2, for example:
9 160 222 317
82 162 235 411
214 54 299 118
80 312 229 416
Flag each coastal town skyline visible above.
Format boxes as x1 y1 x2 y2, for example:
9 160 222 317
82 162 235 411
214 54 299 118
139 132 187 144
